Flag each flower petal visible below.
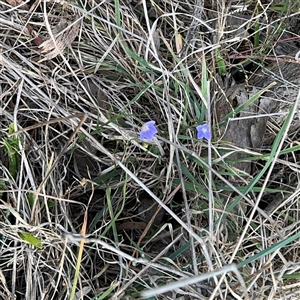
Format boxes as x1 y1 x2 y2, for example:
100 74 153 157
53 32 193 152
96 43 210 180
196 124 211 140
140 121 158 141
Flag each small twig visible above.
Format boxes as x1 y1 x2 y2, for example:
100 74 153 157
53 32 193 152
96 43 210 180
230 262 271 292
228 54 300 65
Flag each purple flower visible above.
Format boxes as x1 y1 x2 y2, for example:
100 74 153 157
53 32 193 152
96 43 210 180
196 124 211 140
140 121 158 141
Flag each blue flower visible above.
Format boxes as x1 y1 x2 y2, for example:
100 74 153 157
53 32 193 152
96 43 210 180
196 124 211 140
140 121 158 141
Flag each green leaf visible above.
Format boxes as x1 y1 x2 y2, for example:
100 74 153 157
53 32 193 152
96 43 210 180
93 282 119 300
253 9 260 48
2 123 21 179
282 273 300 279
27 192 35 208
0 179 5 199
18 232 42 249
215 49 227 76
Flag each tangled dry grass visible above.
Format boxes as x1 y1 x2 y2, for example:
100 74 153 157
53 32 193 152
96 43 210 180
1 0 300 299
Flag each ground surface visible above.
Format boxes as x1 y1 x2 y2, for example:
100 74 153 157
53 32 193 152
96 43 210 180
1 1 300 299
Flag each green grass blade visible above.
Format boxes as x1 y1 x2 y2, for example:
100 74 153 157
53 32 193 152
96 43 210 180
237 231 300 269
215 49 227 76
218 82 276 127
18 232 42 249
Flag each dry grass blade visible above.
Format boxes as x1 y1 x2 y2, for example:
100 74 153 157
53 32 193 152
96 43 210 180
1 0 300 299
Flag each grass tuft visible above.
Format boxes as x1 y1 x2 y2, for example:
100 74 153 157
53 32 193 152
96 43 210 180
1 0 300 299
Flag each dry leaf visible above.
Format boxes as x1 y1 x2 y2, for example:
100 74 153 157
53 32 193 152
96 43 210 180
5 0 29 9
38 18 80 62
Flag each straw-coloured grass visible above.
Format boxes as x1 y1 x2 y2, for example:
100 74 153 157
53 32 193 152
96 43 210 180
1 0 300 299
